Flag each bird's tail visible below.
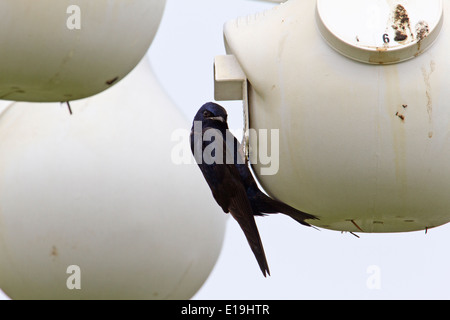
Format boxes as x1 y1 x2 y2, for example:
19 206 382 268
261 196 318 227
232 215 270 277
229 193 271 277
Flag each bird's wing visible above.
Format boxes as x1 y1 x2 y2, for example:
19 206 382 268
224 164 270 277
202 128 270 276
226 136 271 276
254 192 318 226
224 131 319 226
219 131 270 276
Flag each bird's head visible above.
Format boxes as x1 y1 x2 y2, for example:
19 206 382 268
193 102 228 128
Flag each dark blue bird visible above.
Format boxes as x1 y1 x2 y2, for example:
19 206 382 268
190 102 318 277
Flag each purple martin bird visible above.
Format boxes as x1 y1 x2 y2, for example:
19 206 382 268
190 102 318 277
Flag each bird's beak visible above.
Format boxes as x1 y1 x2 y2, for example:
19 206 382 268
209 116 225 123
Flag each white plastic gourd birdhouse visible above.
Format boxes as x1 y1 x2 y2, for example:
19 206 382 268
215 0 450 233
0 58 226 300
0 0 165 102
0 0 226 299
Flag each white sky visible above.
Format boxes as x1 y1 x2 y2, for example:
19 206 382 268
2 0 450 300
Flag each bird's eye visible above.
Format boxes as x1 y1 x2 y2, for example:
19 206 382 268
203 110 212 118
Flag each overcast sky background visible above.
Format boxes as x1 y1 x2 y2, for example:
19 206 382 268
2 0 450 300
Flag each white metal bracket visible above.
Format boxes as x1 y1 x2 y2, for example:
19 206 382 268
214 54 250 162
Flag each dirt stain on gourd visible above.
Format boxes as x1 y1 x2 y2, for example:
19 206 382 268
106 76 119 86
50 246 58 258
392 4 413 43
422 60 436 138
